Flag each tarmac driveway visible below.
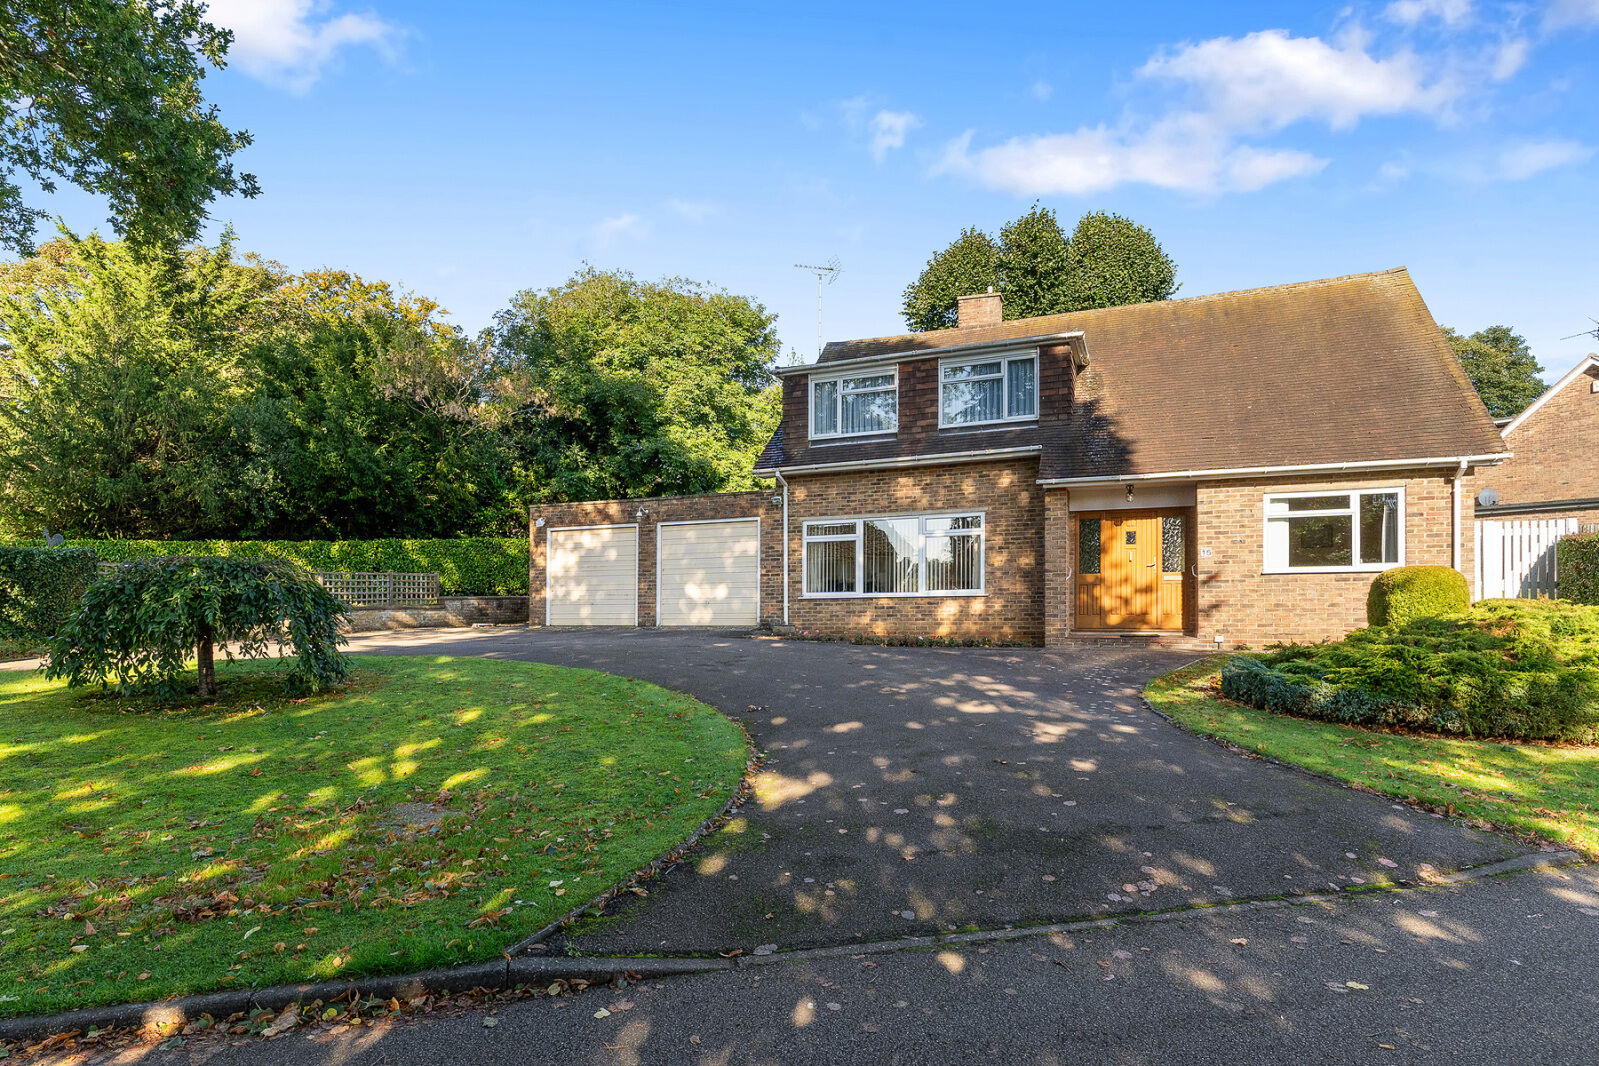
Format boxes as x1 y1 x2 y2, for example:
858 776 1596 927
344 628 1528 955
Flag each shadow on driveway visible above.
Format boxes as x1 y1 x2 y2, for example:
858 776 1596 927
344 628 1528 955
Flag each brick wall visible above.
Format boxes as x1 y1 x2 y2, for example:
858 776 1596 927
1475 361 1599 515
1194 469 1471 646
785 460 1045 642
1042 487 1072 645
527 491 781 626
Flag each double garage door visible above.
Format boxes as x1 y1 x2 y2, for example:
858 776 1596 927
547 520 759 626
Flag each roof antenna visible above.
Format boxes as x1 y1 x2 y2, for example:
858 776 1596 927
795 257 841 357
1559 317 1599 343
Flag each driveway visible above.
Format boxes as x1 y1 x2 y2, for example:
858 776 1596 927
341 627 1530 956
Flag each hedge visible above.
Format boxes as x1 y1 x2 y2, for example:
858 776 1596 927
0 546 101 646
1366 565 1470 627
1220 600 1599 744
1560 533 1599 606
56 538 529 596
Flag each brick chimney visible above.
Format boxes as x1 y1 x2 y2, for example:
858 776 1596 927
956 288 1002 328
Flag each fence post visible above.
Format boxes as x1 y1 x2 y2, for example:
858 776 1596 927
387 571 395 608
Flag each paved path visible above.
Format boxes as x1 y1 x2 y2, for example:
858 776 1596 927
337 628 1527 955
132 862 1599 1066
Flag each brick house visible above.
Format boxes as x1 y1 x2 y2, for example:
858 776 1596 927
528 268 1509 647
1472 354 1599 526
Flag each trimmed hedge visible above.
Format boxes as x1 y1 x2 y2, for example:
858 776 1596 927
0 546 100 645
1220 600 1599 744
1366 565 1470 627
1560 533 1599 606
56 538 528 596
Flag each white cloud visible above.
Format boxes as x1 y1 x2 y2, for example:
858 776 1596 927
203 0 400 91
1384 0 1473 26
1137 30 1459 131
1030 79 1054 102
868 109 920 160
1544 0 1599 27
1490 37 1530 80
591 213 646 246
1490 138 1593 180
667 199 719 222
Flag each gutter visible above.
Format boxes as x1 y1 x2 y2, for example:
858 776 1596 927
773 330 1087 377
754 444 1042 478
1035 452 1510 487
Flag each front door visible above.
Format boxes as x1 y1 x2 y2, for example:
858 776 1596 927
1074 510 1188 631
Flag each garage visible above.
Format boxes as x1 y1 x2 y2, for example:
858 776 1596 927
657 519 760 626
547 525 638 625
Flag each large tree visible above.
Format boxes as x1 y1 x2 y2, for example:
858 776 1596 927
1443 324 1546 419
0 0 257 255
490 268 781 503
0 232 279 537
902 206 1177 331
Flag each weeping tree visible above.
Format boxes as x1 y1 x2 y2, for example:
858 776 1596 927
46 556 349 700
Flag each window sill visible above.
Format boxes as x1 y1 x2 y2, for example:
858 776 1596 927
807 431 898 445
1261 564 1404 575
801 590 987 600
937 416 1039 432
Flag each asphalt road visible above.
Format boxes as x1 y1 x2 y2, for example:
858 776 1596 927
132 861 1599 1066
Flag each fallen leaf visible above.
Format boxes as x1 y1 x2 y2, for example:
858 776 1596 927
1346 981 1369 990
1230 938 1247 946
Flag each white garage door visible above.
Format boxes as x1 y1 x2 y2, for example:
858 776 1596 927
658 519 760 626
547 526 638 626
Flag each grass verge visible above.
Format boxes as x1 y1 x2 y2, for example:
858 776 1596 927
0 655 747 1018
1147 657 1599 858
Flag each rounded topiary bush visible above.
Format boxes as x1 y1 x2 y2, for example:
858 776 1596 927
1367 565 1470 627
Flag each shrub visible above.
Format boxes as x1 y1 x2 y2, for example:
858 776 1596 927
47 556 350 700
57 537 528 596
1220 600 1599 743
1367 565 1470 627
0 546 100 646
1561 533 1599 606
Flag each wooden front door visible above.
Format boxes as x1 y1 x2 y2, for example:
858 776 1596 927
1074 510 1188 631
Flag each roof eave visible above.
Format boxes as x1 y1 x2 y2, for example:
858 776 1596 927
1036 452 1511 487
775 331 1087 377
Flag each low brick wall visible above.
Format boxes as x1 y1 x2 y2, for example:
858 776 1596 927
343 596 529 632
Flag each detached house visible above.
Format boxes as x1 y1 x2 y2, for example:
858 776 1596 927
528 268 1509 646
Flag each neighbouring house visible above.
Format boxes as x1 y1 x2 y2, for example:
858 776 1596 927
1472 354 1599 526
527 268 1509 647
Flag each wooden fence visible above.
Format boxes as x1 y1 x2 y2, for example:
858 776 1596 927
1474 518 1584 601
315 571 442 608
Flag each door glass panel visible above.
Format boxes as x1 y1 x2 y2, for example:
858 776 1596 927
1161 515 1185 573
1078 519 1101 574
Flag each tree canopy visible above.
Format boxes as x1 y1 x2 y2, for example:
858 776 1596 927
0 0 257 255
1443 324 1546 419
490 268 781 503
902 205 1177 331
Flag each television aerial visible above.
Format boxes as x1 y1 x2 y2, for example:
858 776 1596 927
1560 318 1599 343
794 257 842 357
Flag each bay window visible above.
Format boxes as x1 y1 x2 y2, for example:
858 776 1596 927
803 513 985 596
811 371 897 438
1264 488 1403 572
940 353 1038 427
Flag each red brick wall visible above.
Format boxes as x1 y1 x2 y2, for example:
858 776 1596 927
784 460 1045 642
1475 361 1599 512
1194 470 1470 646
528 492 781 626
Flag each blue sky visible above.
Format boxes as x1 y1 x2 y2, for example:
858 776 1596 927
34 0 1599 378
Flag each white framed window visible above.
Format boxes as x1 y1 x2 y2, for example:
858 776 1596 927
811 370 897 438
803 512 984 597
1263 488 1404 573
939 352 1038 428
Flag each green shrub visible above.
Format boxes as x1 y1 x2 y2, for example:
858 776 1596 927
0 546 100 646
47 556 350 700
1367 565 1470 627
1561 533 1599 606
54 537 528 596
1220 600 1599 743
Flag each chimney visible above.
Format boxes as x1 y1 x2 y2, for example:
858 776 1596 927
956 288 1002 328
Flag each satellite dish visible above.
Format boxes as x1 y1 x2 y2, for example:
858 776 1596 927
1476 488 1500 508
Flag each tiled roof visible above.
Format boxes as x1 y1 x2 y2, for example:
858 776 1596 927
756 268 1507 478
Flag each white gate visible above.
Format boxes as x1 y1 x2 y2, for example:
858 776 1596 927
1474 518 1582 601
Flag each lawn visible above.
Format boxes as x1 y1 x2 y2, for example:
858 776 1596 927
0 655 748 1019
1148 658 1599 858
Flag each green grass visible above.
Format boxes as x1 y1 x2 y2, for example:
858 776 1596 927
0 655 747 1018
1148 658 1599 858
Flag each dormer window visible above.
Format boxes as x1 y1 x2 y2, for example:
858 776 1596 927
940 353 1038 428
811 370 897 438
